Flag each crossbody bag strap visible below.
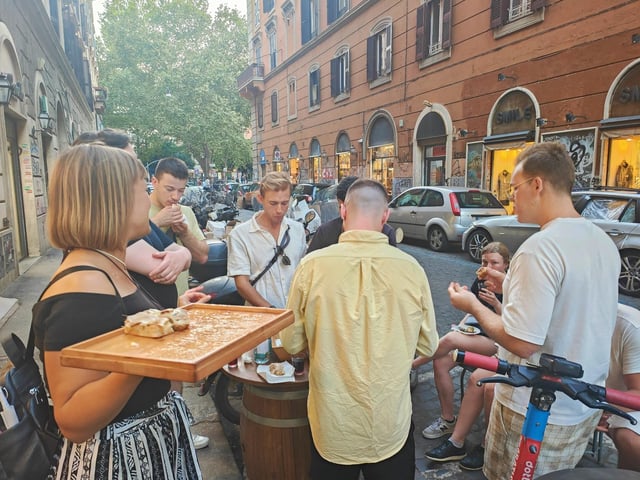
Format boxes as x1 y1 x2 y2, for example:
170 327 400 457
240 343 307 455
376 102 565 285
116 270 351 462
250 225 291 286
249 250 280 286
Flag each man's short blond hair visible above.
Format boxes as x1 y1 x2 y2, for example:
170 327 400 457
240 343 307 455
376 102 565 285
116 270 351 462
47 144 146 251
259 171 292 197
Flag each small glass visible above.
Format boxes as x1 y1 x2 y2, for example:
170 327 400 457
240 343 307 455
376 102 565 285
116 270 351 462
254 339 271 365
291 354 305 376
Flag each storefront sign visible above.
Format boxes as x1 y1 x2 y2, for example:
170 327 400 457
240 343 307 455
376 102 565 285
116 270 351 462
610 64 640 118
490 91 536 135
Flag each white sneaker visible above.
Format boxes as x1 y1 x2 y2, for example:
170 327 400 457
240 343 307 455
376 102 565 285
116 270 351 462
192 433 209 450
422 416 457 439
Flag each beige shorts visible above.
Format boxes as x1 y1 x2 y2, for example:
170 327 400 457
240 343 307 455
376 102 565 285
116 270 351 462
484 401 600 479
608 410 640 435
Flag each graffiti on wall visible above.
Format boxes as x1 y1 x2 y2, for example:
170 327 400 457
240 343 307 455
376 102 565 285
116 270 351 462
542 129 596 189
392 177 412 198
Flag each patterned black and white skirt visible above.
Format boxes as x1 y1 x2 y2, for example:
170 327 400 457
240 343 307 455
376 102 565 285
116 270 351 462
52 391 202 480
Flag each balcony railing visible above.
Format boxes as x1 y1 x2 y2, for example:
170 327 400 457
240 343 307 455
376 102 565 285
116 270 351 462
429 42 442 55
509 0 532 21
237 63 265 93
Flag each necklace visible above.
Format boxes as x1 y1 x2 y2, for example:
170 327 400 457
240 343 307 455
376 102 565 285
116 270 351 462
91 248 133 281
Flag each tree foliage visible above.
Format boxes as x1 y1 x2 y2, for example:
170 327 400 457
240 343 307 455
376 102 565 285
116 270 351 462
98 0 251 176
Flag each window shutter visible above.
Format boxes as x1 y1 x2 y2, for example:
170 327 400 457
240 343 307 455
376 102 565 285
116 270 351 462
330 57 340 97
366 35 376 82
531 0 548 11
345 52 350 92
442 0 452 49
415 4 426 61
490 0 506 28
385 24 393 74
327 0 338 24
301 0 311 44
424 2 432 56
271 92 278 123
257 100 264 129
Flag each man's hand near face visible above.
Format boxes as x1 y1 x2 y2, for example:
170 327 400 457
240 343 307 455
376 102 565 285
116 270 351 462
152 204 184 229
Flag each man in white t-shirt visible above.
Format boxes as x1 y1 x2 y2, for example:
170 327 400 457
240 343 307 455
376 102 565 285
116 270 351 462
448 142 620 479
606 303 640 472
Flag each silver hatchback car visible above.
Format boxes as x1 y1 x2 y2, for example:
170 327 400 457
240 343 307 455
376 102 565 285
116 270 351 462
387 186 507 251
461 188 640 297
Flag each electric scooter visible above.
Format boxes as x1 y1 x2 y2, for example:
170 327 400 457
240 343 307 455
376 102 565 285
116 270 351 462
454 349 640 479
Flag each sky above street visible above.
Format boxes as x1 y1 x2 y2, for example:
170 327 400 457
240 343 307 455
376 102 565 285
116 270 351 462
92 0 248 35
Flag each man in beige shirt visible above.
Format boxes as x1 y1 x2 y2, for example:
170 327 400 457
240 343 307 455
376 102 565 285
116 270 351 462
281 179 438 479
149 157 209 295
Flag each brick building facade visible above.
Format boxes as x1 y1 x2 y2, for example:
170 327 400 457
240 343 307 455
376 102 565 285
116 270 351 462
238 0 640 207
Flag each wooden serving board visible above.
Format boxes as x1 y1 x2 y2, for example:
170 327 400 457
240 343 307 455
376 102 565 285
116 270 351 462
60 304 294 382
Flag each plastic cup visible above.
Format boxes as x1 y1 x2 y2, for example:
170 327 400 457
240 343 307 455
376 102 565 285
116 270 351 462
291 355 305 376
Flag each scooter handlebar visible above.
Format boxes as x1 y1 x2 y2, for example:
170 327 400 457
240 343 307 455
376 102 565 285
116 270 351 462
453 349 509 374
606 388 640 411
453 349 640 424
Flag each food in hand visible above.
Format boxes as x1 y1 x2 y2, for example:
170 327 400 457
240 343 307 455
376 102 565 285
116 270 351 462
269 363 286 376
476 266 488 280
124 308 190 338
458 325 477 334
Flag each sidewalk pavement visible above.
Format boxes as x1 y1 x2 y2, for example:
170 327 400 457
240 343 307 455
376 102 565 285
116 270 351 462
0 248 620 480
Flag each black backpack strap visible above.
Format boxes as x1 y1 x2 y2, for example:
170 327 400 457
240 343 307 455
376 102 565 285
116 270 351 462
1 333 28 369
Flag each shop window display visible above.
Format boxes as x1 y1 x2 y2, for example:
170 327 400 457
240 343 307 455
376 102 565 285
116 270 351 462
370 144 395 194
608 138 640 189
337 152 350 180
489 146 529 212
609 139 639 188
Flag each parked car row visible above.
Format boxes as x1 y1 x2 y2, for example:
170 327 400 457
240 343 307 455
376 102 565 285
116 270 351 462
237 182 260 209
386 186 508 251
461 188 640 297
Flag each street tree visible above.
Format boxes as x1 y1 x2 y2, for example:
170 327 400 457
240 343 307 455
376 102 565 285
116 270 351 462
97 0 251 177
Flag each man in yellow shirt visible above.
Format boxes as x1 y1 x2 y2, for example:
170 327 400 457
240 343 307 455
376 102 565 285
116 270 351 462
281 179 438 479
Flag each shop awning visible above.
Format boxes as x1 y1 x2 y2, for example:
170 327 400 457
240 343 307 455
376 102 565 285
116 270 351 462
600 115 640 130
483 130 535 145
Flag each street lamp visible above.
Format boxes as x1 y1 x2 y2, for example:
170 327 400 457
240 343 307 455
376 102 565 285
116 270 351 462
0 73 14 105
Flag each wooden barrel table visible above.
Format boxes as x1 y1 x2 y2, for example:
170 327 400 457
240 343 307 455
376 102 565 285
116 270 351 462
223 361 311 480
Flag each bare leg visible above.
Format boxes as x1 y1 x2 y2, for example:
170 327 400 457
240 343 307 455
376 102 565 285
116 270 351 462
434 355 457 421
609 428 640 471
431 333 498 420
449 368 492 445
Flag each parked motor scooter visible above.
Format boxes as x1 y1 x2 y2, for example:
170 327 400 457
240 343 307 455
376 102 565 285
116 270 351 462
289 196 321 241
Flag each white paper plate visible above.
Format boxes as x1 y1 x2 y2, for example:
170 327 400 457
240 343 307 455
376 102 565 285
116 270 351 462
452 325 481 335
257 362 295 383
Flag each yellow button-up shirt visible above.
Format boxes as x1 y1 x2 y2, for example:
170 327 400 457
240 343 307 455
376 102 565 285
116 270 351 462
281 230 438 465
